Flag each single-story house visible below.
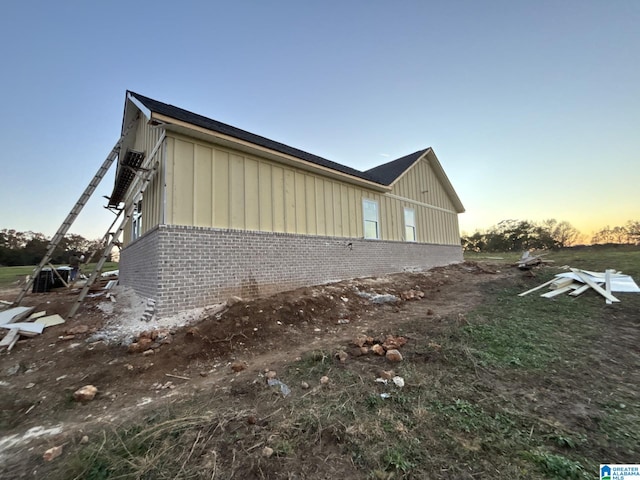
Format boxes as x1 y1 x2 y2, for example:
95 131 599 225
110 91 465 317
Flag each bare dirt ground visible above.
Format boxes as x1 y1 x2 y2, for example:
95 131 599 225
0 263 500 471
2 260 637 478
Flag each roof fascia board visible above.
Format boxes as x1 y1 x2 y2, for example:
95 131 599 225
386 148 464 213
423 149 465 213
127 92 152 120
153 112 390 192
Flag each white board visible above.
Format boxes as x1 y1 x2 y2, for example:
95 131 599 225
0 307 34 325
35 314 66 327
0 322 45 334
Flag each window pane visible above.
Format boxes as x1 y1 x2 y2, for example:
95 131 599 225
363 200 378 222
404 208 415 227
365 220 378 239
363 199 379 239
405 226 416 242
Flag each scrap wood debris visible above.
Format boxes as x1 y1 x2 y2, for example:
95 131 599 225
0 307 65 351
518 267 640 303
514 251 554 270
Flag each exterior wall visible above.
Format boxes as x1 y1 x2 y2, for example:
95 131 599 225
161 133 462 246
387 156 461 245
119 225 463 318
119 226 160 301
122 117 166 245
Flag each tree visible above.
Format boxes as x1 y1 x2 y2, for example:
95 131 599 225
549 220 581 247
626 220 640 244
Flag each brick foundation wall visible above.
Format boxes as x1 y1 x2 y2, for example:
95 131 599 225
120 225 463 318
119 226 160 301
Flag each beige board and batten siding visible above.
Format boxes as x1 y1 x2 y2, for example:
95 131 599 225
121 117 166 245
387 155 461 245
161 133 461 246
164 134 368 238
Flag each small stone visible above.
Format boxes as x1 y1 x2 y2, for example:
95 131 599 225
43 445 63 461
265 370 277 380
382 335 408 350
66 325 89 335
371 344 385 356
142 349 155 356
353 334 369 347
138 330 153 339
392 376 405 388
262 446 274 457
231 361 246 372
74 385 98 402
360 346 370 355
386 349 403 362
335 351 349 363
125 364 134 371
320 376 329 385
301 381 310 389
128 337 152 353
199 371 208 377
80 435 89 444
247 414 257 425
378 370 395 380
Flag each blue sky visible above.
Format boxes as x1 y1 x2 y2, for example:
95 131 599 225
1 1 638 242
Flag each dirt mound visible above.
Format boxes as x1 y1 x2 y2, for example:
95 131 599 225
0 262 503 474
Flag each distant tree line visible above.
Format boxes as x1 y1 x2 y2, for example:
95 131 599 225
0 229 105 266
461 219 640 252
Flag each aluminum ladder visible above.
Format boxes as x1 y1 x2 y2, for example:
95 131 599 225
13 115 139 305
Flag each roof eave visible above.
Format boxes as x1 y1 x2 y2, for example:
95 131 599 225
151 112 390 192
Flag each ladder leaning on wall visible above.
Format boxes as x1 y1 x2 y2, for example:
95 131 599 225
13 115 139 306
13 112 165 319
67 130 166 318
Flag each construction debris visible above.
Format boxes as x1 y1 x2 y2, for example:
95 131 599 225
514 251 554 270
518 268 640 303
0 307 36 325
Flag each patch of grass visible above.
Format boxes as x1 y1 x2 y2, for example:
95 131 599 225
462 280 598 370
524 450 588 479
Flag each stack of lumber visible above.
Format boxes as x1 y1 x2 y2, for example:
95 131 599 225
518 268 640 304
0 307 65 351
514 251 554 270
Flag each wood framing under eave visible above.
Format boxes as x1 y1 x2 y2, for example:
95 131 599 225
151 112 391 193
389 148 465 214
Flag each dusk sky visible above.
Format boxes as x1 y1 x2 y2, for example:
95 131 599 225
1 1 638 243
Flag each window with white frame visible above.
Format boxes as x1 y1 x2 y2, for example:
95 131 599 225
363 199 379 239
404 207 416 242
132 199 143 240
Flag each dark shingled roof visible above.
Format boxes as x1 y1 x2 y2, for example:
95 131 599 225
365 149 429 185
128 91 382 184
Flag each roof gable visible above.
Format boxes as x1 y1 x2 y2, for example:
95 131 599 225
365 149 429 185
119 92 463 212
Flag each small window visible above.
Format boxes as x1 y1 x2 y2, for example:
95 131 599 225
363 199 379 239
132 199 143 240
404 207 416 242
